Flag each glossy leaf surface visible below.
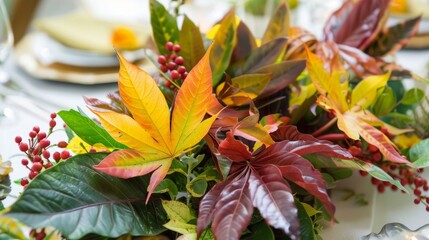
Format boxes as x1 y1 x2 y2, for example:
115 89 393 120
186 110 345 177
150 0 179 54
179 15 205 70
90 46 214 201
6 153 167 239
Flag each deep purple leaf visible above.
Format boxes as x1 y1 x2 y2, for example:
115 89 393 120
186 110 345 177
323 0 391 49
365 16 421 57
249 165 300 240
254 60 306 99
197 175 234 237
212 170 253 240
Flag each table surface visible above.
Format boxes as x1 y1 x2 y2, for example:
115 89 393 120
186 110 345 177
1 1 429 239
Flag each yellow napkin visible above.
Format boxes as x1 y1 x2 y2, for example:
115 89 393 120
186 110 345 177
33 12 149 55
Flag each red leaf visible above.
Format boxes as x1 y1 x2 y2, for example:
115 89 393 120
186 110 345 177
271 125 320 141
197 176 233 237
211 170 253 240
323 0 390 49
218 132 252 162
249 165 300 240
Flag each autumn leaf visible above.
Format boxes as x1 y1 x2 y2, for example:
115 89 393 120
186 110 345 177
89 45 216 202
306 48 412 165
197 126 352 240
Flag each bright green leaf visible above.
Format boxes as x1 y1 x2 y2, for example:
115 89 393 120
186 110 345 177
179 15 205 70
301 202 321 217
58 109 128 149
6 153 167 239
150 0 179 54
162 200 195 223
154 178 179 199
409 138 429 168
401 88 425 105
164 220 196 235
372 86 396 116
169 159 188 176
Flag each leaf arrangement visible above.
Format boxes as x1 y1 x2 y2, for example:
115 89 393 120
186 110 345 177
3 0 428 239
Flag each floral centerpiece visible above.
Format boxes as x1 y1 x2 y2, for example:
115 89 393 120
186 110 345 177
0 0 428 239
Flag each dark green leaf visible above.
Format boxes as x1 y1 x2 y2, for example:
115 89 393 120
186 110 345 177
58 109 128 149
237 38 288 75
242 219 275 240
254 59 306 99
294 200 315 240
401 88 425 105
210 9 236 86
372 86 396 116
187 178 208 197
168 159 187 176
323 168 353 181
179 15 205 70
0 176 11 200
6 153 167 239
150 0 179 54
154 178 179 199
409 138 429 168
262 2 290 44
385 112 413 123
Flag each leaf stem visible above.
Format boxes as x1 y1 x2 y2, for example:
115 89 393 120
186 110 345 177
186 157 192 206
312 117 337 137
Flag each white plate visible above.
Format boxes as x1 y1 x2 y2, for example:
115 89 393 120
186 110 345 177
31 32 145 67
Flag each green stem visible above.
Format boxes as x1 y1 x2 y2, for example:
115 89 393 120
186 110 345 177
312 117 337 137
186 157 192 206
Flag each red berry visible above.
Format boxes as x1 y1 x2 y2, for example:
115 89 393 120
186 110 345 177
414 189 422 196
400 178 408 186
57 141 68 148
33 155 42 162
170 70 180 80
368 144 378 153
49 119 57 128
21 159 29 166
29 171 38 180
53 152 61 162
31 162 43 172
173 44 181 52
50 112 57 119
39 139 50 148
355 141 362 148
424 185 429 191
371 178 381 185
372 152 382 162
426 198 429 204
45 162 53 169
415 178 424 187
37 132 47 141
14 136 22 144
157 55 167 65
348 146 362 157
42 150 50 159
175 56 184 65
89 147 97 153
177 65 186 74
414 198 421 204
389 164 397 170
391 185 398 191
19 142 29 152
160 64 168 73
164 80 172 88
165 42 174 52
32 126 40 133
377 184 385 193
29 131 37 138
32 147 40 155
60 150 70 160
170 53 177 61
359 170 368 176
20 178 29 186
167 62 177 70
426 206 429 212
181 72 188 79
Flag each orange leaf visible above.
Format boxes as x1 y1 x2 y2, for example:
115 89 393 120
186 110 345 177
90 46 215 202
117 52 171 151
171 45 214 153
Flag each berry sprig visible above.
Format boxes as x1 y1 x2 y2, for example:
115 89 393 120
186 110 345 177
157 41 188 88
15 113 71 188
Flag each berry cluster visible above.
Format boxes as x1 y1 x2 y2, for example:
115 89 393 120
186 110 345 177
30 228 46 240
15 113 70 188
157 41 188 88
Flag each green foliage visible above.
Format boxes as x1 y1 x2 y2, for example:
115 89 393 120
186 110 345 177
6 153 167 239
150 0 180 54
179 16 205 70
58 109 128 149
409 139 429 168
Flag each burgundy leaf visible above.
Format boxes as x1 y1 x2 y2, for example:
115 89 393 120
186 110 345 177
197 175 234 237
83 96 125 113
365 16 421 57
323 0 390 49
254 140 352 162
279 163 334 218
249 165 300 240
212 170 253 240
218 132 252 162
271 125 320 142
338 44 383 76
231 21 257 64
